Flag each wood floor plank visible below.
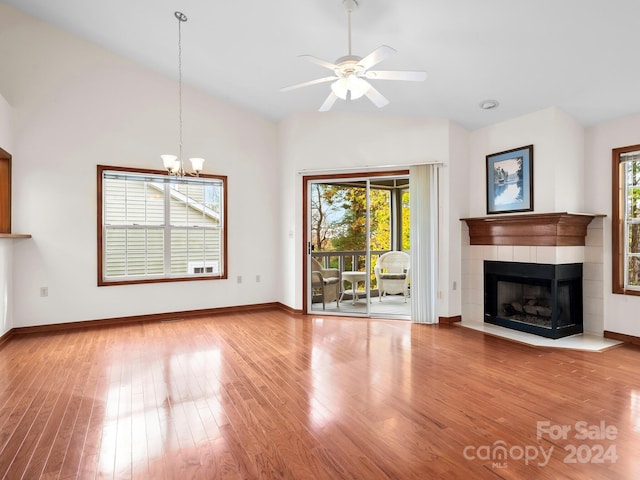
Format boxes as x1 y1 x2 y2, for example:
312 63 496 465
1 310 640 479
38 332 99 479
58 330 106 479
0 333 75 479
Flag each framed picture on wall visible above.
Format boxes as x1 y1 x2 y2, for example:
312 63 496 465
486 145 533 214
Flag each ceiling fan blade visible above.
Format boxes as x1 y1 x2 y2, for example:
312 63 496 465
364 84 389 109
280 76 337 92
364 70 427 81
299 55 339 71
319 92 338 112
357 45 396 70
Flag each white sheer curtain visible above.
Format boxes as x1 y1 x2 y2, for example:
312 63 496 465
409 164 438 324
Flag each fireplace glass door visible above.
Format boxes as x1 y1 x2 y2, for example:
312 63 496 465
484 261 583 339
496 280 575 331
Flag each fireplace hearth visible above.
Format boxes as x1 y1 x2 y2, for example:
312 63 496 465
484 261 583 339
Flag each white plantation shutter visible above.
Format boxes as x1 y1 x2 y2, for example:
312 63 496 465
100 168 225 283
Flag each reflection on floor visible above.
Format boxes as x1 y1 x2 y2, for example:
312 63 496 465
311 299 623 352
311 293 411 319
459 321 623 352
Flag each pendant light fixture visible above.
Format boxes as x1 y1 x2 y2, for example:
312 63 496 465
161 11 204 177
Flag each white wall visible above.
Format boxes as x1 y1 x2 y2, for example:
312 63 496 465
0 93 10 150
585 114 640 337
444 123 470 317
553 109 585 213
0 5 280 327
0 93 12 336
277 111 461 316
469 107 584 217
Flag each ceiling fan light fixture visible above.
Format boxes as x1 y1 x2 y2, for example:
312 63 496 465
347 75 369 99
331 78 349 99
331 74 368 100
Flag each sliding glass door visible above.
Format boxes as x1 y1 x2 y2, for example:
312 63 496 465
305 173 411 318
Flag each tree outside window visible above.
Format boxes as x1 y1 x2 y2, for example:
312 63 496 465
310 180 409 288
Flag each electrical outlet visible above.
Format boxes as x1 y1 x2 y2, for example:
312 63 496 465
40 287 48 297
256 274 261 283
453 281 457 291
237 275 242 284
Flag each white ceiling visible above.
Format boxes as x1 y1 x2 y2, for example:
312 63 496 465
3 0 640 130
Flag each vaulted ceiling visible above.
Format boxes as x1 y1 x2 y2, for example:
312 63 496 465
4 0 640 130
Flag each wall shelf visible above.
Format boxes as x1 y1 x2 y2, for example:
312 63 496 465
0 233 32 239
461 212 605 246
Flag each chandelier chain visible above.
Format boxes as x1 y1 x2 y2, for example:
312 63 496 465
161 11 203 177
177 12 184 170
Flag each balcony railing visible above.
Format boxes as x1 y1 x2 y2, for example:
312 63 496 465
311 250 389 291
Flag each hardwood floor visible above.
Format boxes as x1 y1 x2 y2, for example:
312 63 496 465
1 309 639 479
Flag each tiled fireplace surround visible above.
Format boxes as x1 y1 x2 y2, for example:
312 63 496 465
461 214 605 336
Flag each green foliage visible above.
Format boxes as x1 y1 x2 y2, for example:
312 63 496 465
401 189 410 251
311 183 410 272
329 187 391 252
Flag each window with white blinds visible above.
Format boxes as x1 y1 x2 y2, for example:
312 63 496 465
98 166 226 285
613 146 640 294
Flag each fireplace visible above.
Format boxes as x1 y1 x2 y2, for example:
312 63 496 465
484 261 583 339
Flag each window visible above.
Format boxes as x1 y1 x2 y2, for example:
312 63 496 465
98 166 226 285
613 145 640 294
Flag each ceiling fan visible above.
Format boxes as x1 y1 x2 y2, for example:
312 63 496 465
280 0 427 112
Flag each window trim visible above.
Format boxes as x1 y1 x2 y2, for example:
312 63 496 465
0 148 11 233
97 165 228 286
612 145 640 296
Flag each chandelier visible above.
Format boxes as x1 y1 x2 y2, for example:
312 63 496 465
161 11 204 177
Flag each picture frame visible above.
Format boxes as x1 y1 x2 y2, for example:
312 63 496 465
486 145 533 214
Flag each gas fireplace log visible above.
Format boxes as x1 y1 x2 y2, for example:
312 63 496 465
503 302 553 319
